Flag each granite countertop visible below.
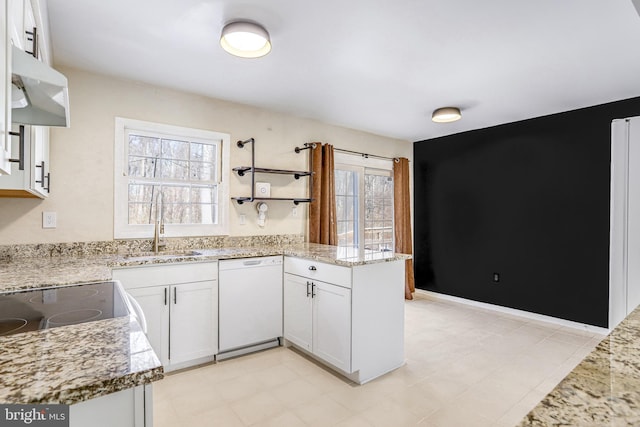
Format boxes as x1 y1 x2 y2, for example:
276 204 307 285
518 305 640 426
0 243 411 293
0 315 163 404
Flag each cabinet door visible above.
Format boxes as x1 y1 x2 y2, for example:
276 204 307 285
30 125 49 196
126 286 169 367
283 273 313 351
0 0 10 175
22 0 35 56
70 386 139 427
10 0 23 49
169 280 217 365
312 280 352 373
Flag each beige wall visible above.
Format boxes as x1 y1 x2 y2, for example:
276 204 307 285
0 67 412 245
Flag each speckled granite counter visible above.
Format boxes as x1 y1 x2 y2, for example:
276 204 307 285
518 306 640 426
0 315 163 404
0 243 411 293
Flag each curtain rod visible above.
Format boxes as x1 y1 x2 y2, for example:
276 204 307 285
295 142 404 162
334 147 400 163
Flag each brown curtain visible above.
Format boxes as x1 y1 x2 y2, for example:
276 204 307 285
394 157 415 300
309 143 338 245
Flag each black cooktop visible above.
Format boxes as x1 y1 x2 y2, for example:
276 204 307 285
0 281 129 336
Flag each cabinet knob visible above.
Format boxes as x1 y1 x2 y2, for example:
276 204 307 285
308 266 317 271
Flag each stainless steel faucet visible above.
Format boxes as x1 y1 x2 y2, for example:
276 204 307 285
153 220 166 254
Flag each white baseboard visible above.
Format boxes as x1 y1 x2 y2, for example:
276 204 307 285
415 289 610 336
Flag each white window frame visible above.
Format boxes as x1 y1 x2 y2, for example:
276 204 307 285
335 152 394 256
114 117 230 238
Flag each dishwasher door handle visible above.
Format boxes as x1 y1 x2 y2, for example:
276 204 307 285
243 260 262 266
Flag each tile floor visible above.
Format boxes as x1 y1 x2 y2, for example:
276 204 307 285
153 293 604 427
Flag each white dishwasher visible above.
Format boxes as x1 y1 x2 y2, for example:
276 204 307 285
218 256 283 358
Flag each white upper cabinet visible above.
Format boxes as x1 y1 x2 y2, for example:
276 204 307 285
0 123 50 197
0 0 11 175
9 0 24 50
10 0 37 56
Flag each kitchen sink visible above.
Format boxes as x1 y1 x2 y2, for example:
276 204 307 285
122 250 203 259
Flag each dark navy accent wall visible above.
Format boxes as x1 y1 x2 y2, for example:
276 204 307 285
414 97 640 327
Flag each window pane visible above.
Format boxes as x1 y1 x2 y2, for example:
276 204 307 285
128 156 159 178
161 139 189 160
335 170 347 195
128 203 156 225
384 202 394 218
161 185 190 203
128 184 155 203
338 221 356 247
160 159 189 180
190 161 215 181
191 142 216 163
163 204 190 224
363 172 393 254
191 204 216 224
383 177 393 196
191 186 216 204
129 135 160 157
336 196 344 220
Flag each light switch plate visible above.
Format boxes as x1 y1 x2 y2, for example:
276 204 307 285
43 211 57 229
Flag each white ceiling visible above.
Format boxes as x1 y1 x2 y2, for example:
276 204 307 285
46 0 640 142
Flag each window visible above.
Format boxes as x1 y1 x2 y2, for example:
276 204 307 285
114 118 230 238
335 153 394 255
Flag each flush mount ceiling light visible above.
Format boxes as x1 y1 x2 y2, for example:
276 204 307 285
432 107 462 123
220 21 271 58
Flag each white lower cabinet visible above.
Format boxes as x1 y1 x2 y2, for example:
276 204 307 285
169 281 217 365
282 274 313 351
284 271 352 374
312 280 352 373
70 384 151 427
125 286 169 366
284 256 405 384
113 262 218 372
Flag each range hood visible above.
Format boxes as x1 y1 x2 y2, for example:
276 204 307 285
11 46 70 127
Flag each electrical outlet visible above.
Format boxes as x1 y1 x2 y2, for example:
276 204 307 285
239 214 246 225
42 212 57 229
292 206 298 217
493 272 500 283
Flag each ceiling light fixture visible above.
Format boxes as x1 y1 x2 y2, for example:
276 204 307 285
220 21 271 58
432 107 462 123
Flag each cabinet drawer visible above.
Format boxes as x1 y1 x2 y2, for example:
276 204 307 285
284 257 351 288
113 262 218 289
